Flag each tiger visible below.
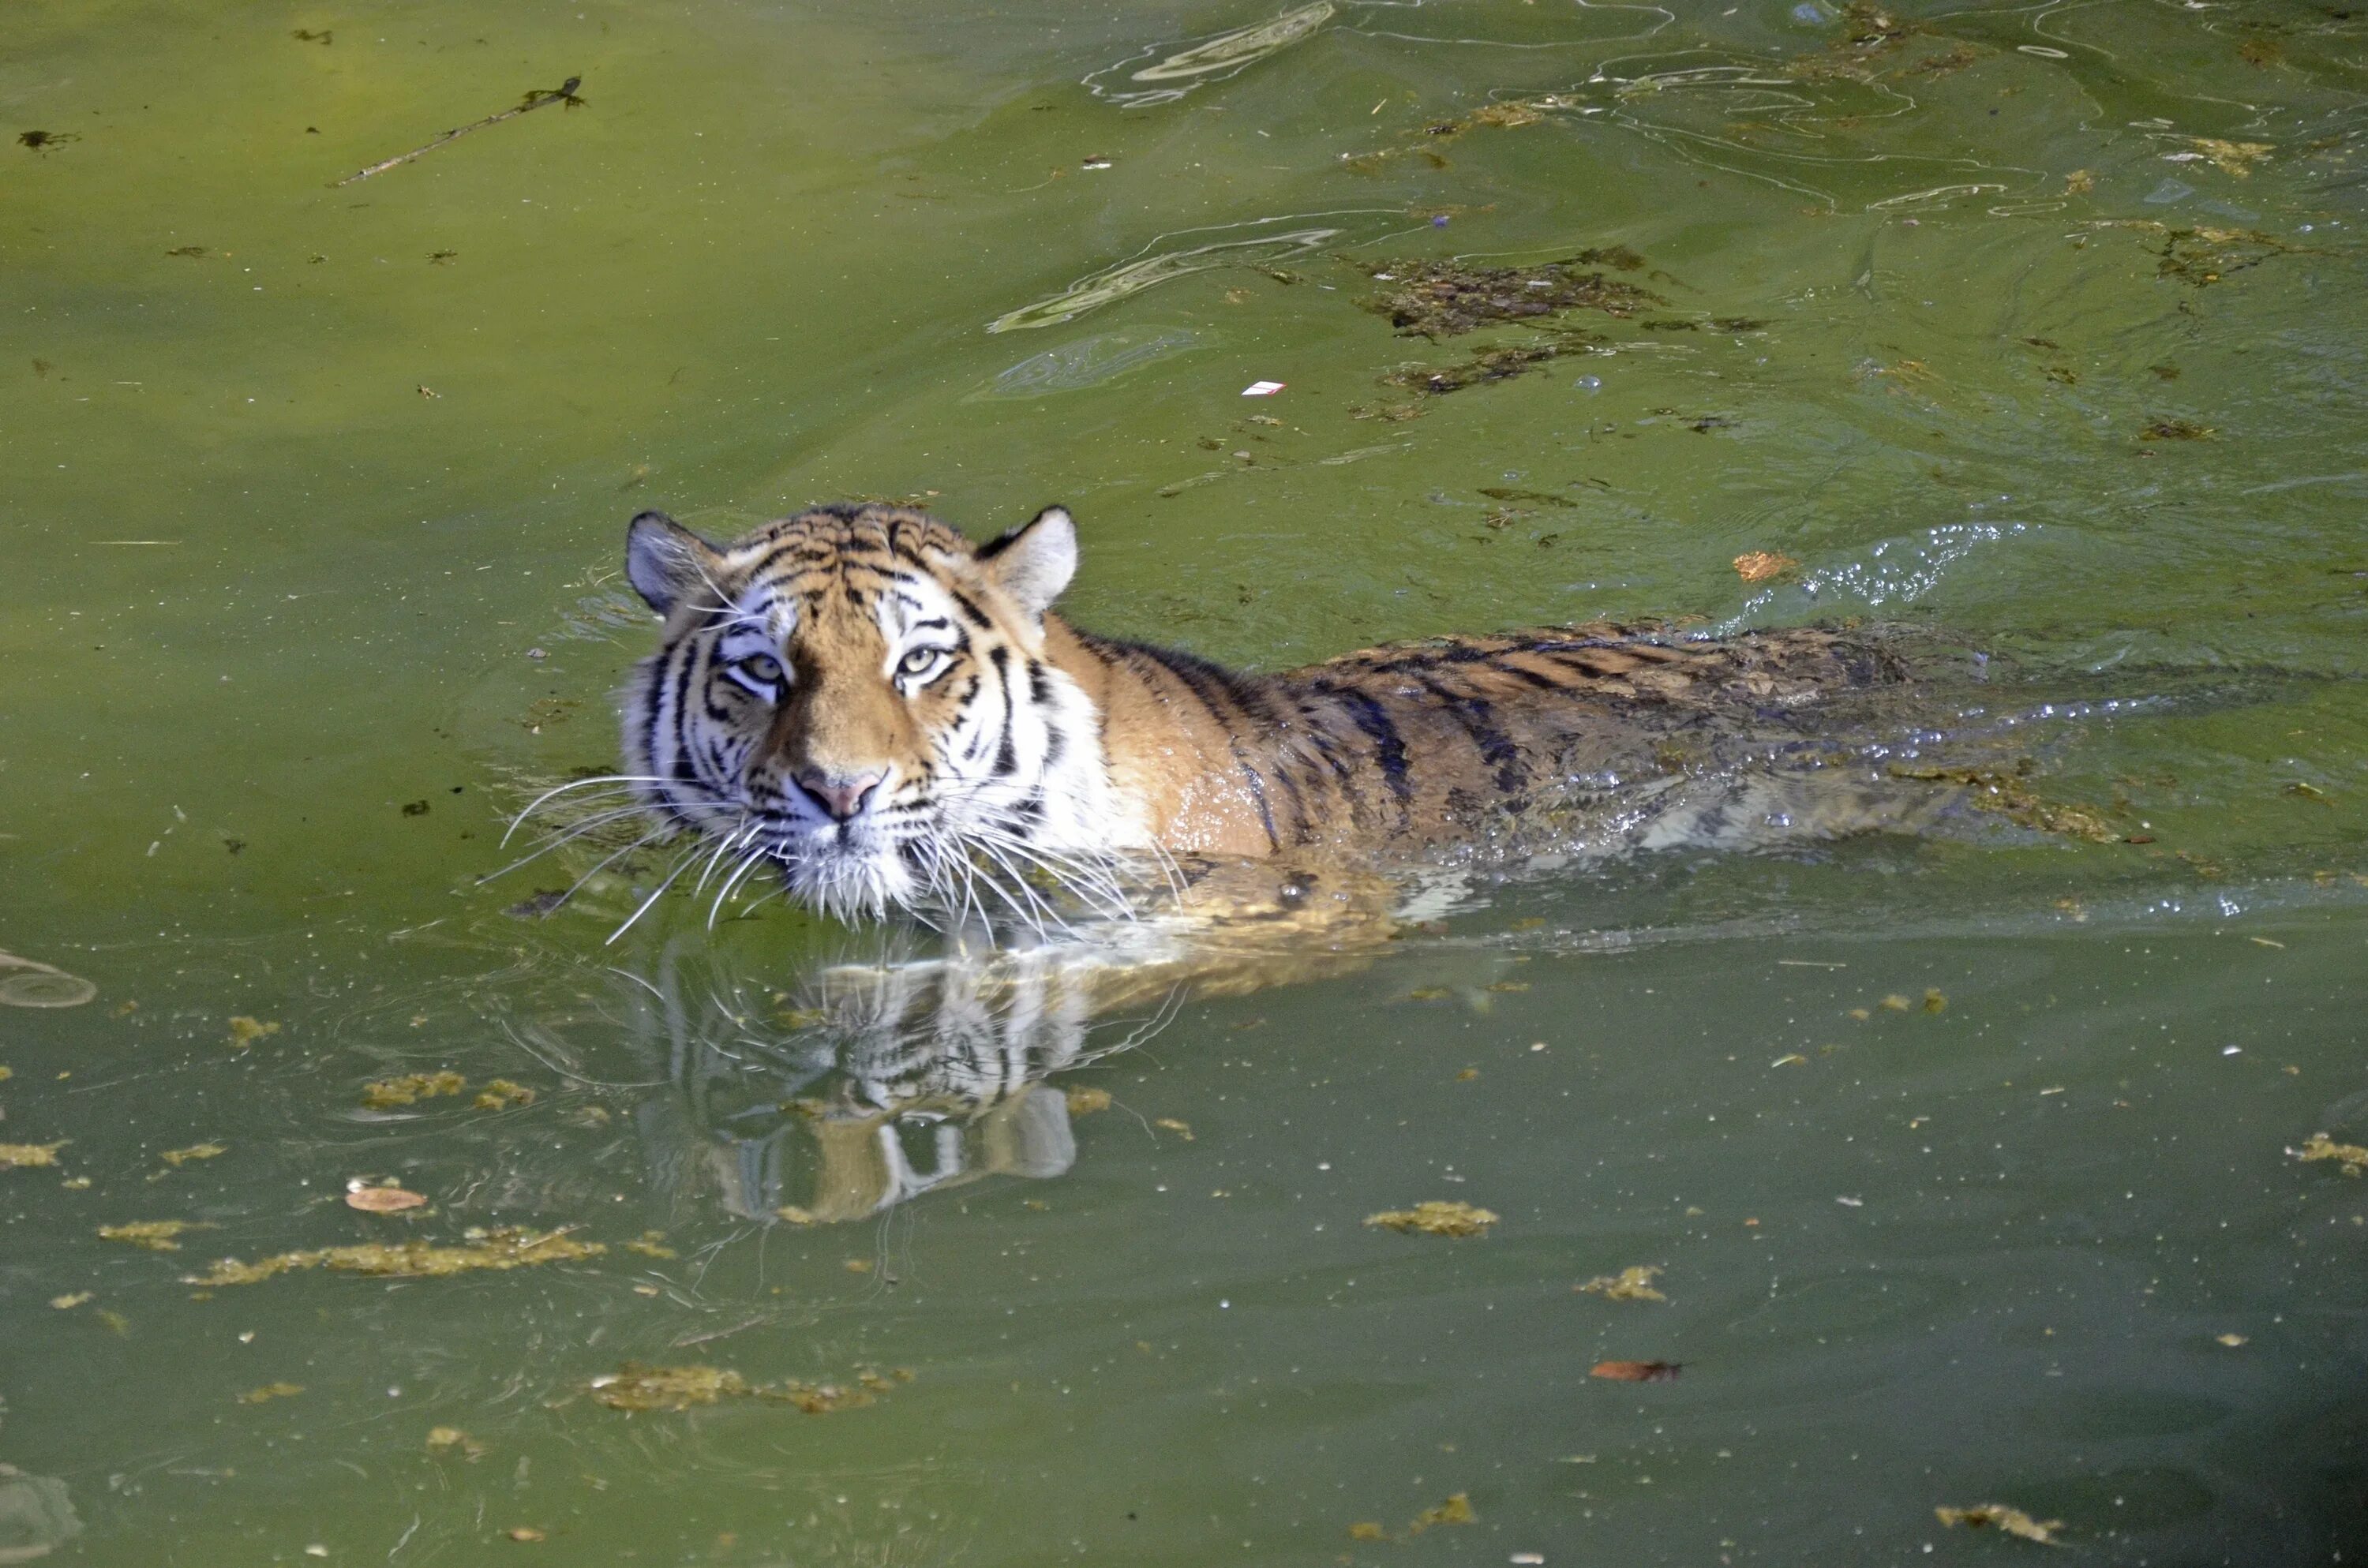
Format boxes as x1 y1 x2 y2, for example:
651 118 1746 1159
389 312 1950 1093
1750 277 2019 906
619 500 1924 930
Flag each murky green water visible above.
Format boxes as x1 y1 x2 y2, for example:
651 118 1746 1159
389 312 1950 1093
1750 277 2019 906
7 0 2368 1561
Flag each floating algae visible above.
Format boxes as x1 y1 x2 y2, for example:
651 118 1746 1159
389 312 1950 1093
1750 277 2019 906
2294 1132 2368 1176
1365 1200 1497 1237
1381 344 1566 395
473 1079 536 1110
1 1143 67 1171
1888 762 2119 843
225 1016 279 1048
1578 1266 1667 1302
238 1382 303 1404
590 1362 910 1413
362 1071 467 1109
1086 3 1333 108
159 1143 226 1167
184 1226 604 1285
1411 1493 1476 1532
99 1220 211 1252
1354 253 1658 339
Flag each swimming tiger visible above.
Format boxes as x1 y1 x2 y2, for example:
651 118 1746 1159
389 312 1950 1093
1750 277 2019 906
620 500 1922 928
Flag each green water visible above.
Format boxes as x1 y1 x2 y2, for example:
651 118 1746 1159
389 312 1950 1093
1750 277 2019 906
7 0 2368 1561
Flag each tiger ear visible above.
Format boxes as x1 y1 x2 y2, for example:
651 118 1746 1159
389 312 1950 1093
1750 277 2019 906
625 511 721 616
978 505 1077 619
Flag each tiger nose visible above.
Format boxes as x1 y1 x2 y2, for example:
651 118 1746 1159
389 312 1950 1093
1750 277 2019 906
793 768 884 823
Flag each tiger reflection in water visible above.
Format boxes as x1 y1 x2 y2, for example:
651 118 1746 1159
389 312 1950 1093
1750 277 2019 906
627 893 1391 1225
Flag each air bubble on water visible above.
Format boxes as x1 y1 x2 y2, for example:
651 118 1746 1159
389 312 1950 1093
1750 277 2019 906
1575 375 1602 391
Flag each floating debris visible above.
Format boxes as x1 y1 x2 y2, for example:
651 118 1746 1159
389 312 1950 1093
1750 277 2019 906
335 75 585 186
588 1362 909 1414
160 1143 226 1168
1410 1493 1476 1532
99 1220 211 1252
1240 380 1286 397
238 1382 303 1404
1382 344 1565 396
1348 1521 1388 1541
19 129 79 149
226 1016 280 1049
507 1527 546 1543
1578 1266 1666 1302
1935 1503 2063 1544
1734 551 1797 583
1353 253 1657 339
1155 1117 1195 1140
1589 1359 1681 1382
1365 1200 1497 1237
362 1071 467 1109
474 1079 536 1110
344 1180 429 1213
2139 417 2213 441
1064 1086 1113 1114
49 1292 93 1310
2294 1132 2368 1177
2175 137 2272 178
775 1205 817 1226
1888 762 2119 842
426 1426 486 1460
622 1231 677 1259
0 1143 66 1171
185 1226 604 1285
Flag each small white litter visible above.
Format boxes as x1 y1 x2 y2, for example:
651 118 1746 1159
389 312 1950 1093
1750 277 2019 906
1241 380 1286 396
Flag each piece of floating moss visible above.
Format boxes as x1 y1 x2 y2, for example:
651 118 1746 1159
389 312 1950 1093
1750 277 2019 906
362 1071 468 1109
1411 1493 1475 1532
2140 417 2213 442
183 1226 604 1285
1365 1200 1497 1237
99 1219 212 1252
0 1141 67 1170
588 1362 910 1414
2294 1132 2368 1177
1935 1503 2063 1544
227 1016 281 1048
621 1231 676 1259
1354 253 1658 339
473 1079 536 1110
1888 762 2119 844
426 1425 486 1460
1578 1265 1666 1302
160 1142 227 1167
1382 343 1565 396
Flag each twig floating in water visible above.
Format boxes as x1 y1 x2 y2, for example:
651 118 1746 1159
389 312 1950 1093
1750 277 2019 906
333 76 584 187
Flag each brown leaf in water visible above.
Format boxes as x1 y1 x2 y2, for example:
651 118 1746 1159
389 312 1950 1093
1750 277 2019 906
1734 551 1797 582
344 1181 429 1213
1590 1359 1682 1382
1578 1266 1666 1302
1935 1503 2063 1544
1365 1200 1497 1237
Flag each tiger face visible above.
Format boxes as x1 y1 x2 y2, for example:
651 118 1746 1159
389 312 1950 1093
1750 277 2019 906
622 503 1130 923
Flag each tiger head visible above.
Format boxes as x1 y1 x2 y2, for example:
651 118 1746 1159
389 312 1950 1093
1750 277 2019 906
620 503 1128 923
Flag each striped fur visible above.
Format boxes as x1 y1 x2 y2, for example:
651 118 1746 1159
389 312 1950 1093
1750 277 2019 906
621 502 1907 926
